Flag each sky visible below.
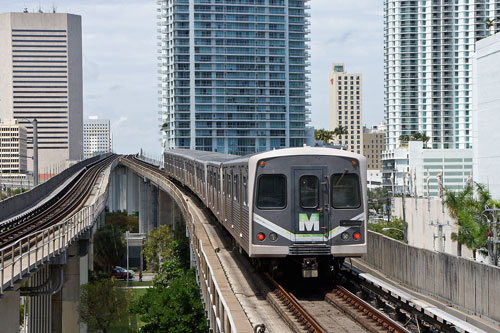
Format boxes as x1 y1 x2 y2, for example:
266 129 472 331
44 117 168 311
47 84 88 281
0 0 384 154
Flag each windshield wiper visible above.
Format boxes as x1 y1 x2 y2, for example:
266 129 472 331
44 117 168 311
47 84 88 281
334 169 348 187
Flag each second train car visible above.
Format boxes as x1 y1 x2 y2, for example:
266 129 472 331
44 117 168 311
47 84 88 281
163 147 367 277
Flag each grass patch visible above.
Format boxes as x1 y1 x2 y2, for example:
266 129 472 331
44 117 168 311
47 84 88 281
114 280 154 287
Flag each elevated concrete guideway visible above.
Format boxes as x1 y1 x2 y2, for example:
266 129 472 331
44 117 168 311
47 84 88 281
0 154 115 332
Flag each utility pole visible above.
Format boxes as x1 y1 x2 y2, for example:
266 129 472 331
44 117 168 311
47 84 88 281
32 118 38 186
402 171 407 243
483 205 499 266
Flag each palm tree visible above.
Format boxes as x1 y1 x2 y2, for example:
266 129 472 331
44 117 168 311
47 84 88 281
398 134 410 146
422 133 430 148
314 129 333 144
485 18 496 35
443 184 491 258
332 125 348 142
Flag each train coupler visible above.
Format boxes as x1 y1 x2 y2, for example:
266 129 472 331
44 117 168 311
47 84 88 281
302 257 318 278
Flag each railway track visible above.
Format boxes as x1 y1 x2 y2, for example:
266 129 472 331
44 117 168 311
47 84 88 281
0 154 116 249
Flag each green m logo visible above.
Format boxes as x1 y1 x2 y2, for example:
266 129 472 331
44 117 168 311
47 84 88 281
299 213 320 232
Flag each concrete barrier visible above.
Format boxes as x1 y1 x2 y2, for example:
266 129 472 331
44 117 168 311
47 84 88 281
363 231 500 323
0 153 112 221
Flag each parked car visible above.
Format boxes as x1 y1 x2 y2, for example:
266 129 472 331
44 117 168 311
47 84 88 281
112 266 134 280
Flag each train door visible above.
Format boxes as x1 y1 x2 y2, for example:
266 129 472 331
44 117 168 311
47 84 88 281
292 167 328 243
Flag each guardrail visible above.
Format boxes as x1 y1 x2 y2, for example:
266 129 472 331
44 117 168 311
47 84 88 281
123 157 252 333
0 183 108 296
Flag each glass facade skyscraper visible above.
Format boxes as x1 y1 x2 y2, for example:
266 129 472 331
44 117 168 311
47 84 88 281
157 0 311 155
384 0 500 152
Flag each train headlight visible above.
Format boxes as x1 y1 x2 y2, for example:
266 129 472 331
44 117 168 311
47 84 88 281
341 232 350 240
353 232 361 240
269 232 278 241
257 233 265 241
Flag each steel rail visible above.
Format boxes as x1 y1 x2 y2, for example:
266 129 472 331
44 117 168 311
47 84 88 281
0 155 116 248
263 273 326 333
328 285 411 333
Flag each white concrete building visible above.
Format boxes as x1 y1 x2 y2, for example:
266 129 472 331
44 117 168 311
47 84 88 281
0 12 83 176
329 63 363 154
83 116 112 159
367 170 383 189
473 32 500 199
157 0 311 155
384 0 499 152
0 118 27 175
383 141 472 197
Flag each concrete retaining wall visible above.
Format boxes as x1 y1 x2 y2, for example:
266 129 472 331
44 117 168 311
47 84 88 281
392 197 473 258
363 231 500 323
0 153 111 221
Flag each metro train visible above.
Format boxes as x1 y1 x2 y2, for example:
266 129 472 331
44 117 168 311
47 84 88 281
163 147 367 277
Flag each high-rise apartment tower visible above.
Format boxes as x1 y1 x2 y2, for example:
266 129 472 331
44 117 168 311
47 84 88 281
384 0 500 152
0 12 83 173
328 63 363 154
83 116 112 159
157 0 311 155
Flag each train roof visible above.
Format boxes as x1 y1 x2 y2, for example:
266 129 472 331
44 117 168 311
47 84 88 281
165 146 365 167
164 148 239 164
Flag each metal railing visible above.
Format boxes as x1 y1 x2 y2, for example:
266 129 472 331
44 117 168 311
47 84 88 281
0 187 108 295
123 157 251 333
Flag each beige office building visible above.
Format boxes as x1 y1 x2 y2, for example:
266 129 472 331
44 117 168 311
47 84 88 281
0 12 83 177
329 63 363 154
363 124 386 170
0 118 28 175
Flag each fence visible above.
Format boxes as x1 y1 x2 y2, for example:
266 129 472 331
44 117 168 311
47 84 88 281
0 179 108 295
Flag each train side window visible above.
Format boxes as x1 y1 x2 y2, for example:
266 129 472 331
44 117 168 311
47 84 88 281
299 175 319 209
243 176 247 206
256 174 286 209
227 174 231 197
330 173 361 208
234 174 239 202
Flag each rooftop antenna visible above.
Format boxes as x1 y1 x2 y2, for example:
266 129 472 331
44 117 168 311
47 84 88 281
52 5 57 13
23 8 28 13
38 3 43 13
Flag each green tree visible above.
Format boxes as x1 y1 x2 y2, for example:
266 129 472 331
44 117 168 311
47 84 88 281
143 225 174 272
79 279 132 333
398 134 410 144
314 128 333 143
485 18 496 35
368 217 407 242
93 224 126 272
368 187 389 214
106 210 139 233
443 184 493 258
131 269 208 333
332 125 348 141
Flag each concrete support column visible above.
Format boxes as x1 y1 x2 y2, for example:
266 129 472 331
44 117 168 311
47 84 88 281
149 184 159 231
139 178 150 234
127 169 139 214
52 243 81 333
29 264 51 333
158 189 170 227
106 168 116 212
158 190 184 230
0 289 20 332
